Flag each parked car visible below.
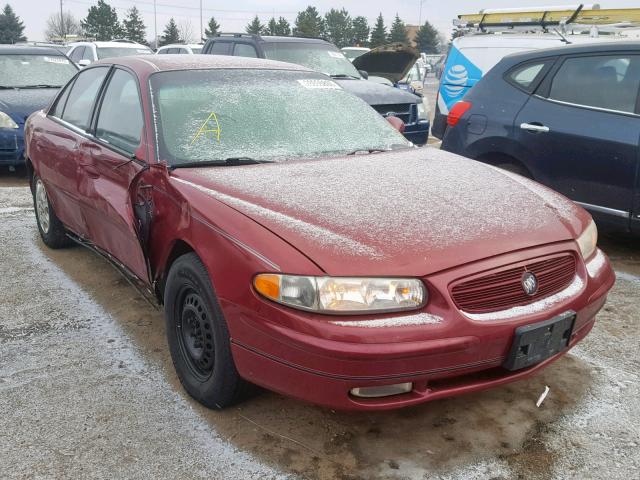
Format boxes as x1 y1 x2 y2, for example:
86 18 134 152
67 40 153 66
202 34 430 145
432 33 615 139
0 45 78 170
25 55 614 411
156 43 204 55
441 41 640 235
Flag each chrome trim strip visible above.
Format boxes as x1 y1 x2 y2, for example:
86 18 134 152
575 201 629 219
534 94 640 118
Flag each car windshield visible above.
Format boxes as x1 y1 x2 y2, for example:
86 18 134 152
97 47 153 59
262 43 361 78
150 69 410 166
402 63 422 83
0 54 77 88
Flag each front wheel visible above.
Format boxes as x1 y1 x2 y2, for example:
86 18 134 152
32 175 70 249
164 253 250 409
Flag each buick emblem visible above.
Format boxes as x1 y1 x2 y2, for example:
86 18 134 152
522 272 539 296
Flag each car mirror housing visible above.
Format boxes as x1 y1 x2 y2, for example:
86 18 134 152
78 59 91 68
386 115 405 133
358 69 369 80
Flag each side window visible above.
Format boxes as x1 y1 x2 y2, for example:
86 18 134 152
50 81 74 117
82 46 95 62
209 41 231 55
61 67 109 130
69 46 84 62
549 55 640 113
233 43 258 58
95 69 143 154
157 48 167 55
507 61 548 92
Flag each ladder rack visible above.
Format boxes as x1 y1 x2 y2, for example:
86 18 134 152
456 4 640 33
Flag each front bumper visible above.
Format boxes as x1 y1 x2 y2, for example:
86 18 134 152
228 244 615 410
0 129 25 167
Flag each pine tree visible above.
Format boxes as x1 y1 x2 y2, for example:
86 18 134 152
246 15 265 35
388 14 408 44
324 8 352 48
276 17 291 36
369 13 387 48
122 6 145 44
0 4 26 44
351 16 369 47
204 16 220 37
160 18 180 46
416 21 441 53
265 17 290 36
293 6 324 38
81 0 122 41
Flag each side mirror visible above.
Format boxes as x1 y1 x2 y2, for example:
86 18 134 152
78 59 91 68
386 115 405 134
358 70 369 80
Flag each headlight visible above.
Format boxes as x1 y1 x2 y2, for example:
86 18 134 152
254 274 427 314
0 111 19 129
576 219 598 259
417 99 430 121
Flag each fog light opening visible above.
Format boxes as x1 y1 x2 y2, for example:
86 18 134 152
350 383 413 399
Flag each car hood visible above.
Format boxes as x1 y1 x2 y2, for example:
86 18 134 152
334 77 419 106
171 148 589 277
352 43 420 84
0 88 58 124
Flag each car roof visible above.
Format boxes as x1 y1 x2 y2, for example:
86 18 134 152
95 54 314 75
158 43 203 49
0 45 67 55
212 34 330 45
69 41 151 49
453 33 621 49
501 40 640 63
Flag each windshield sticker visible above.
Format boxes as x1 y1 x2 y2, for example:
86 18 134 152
327 51 344 59
43 56 70 64
191 112 222 145
297 79 341 90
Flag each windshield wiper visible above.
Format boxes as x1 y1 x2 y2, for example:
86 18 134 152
171 157 272 169
346 149 392 155
13 84 63 89
329 74 360 80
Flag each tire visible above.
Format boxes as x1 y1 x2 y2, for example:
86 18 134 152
495 162 533 179
164 253 250 409
32 174 71 249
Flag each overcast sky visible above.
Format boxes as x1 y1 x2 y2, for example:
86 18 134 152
14 0 640 42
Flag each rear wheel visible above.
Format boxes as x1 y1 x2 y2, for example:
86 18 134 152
32 175 70 249
164 253 250 409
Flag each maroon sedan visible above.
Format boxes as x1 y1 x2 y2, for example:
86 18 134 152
25 56 615 410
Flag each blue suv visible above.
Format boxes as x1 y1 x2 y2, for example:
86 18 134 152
441 42 640 235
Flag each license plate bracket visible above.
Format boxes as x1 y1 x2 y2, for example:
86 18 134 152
503 311 576 371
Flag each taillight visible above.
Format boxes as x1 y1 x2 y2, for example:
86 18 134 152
447 101 472 127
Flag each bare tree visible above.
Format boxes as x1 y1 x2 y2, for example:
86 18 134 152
178 19 194 43
45 11 81 41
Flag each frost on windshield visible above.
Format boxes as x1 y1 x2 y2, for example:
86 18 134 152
150 69 409 165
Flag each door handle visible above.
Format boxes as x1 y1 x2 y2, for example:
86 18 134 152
520 123 550 133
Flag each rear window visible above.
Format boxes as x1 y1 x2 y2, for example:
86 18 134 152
507 61 548 92
96 47 152 59
0 54 78 88
549 55 640 113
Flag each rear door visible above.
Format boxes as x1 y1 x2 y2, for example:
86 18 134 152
514 53 640 230
80 67 150 282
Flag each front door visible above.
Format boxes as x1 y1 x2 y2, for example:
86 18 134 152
79 68 150 283
514 53 640 230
